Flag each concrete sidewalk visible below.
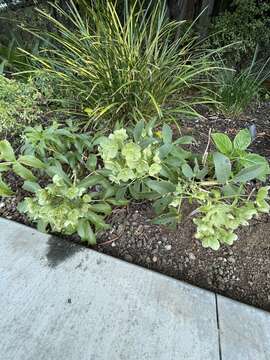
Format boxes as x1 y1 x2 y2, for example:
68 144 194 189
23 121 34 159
0 218 269 360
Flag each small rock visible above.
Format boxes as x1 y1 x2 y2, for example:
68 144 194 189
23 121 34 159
228 256 236 264
111 242 116 247
135 224 144 235
0 202 4 209
117 224 125 234
189 253 196 260
124 254 133 262
152 256 158 263
136 240 142 248
165 245 172 251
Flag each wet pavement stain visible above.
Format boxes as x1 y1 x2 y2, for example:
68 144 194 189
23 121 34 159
46 236 82 268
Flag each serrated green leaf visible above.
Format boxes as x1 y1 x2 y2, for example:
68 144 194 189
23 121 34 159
107 198 129 206
213 152 231 184
234 129 251 151
0 140 16 161
0 177 13 196
181 163 194 179
86 155 97 171
17 200 27 213
159 143 173 159
153 196 174 215
233 165 265 183
152 213 178 229
212 133 233 155
18 155 45 169
87 211 109 231
222 184 241 197
146 180 176 195
174 136 194 145
79 175 105 189
77 219 96 245
256 186 270 213
46 165 71 185
13 163 36 181
90 203 112 215
239 154 270 179
37 220 48 233
133 120 144 142
0 163 10 172
162 124 172 144
22 181 41 193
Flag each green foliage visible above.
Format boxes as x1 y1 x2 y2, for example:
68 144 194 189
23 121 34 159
0 75 42 134
213 55 270 118
0 124 120 245
209 0 270 65
18 175 111 244
98 125 162 183
21 121 94 170
98 122 270 250
1 121 269 250
0 35 42 75
28 0 215 129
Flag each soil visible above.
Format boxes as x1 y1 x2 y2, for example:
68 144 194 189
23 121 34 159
1 101 270 311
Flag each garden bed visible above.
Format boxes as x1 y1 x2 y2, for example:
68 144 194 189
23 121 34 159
1 102 270 311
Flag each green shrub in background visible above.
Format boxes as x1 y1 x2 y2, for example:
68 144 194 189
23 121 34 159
27 0 216 130
0 75 42 134
208 0 270 66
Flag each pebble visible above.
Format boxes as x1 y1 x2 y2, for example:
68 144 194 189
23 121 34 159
124 254 133 262
111 242 116 247
135 224 144 235
228 256 236 264
152 256 158 263
165 245 172 251
189 252 196 260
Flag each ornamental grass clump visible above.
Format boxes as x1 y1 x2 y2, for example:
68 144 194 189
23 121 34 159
214 52 270 118
26 0 216 129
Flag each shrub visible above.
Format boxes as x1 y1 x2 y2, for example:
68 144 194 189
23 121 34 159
213 54 270 118
208 0 270 65
0 75 42 134
1 122 269 250
28 0 215 129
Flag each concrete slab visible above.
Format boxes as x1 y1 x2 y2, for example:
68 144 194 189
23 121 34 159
0 218 219 360
217 295 270 360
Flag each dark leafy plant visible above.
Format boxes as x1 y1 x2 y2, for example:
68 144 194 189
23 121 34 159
208 0 270 65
